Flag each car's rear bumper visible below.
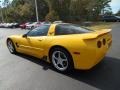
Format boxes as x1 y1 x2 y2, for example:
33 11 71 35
73 48 110 70
73 37 112 70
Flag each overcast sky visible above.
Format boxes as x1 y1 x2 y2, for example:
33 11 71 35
110 0 120 13
0 0 120 14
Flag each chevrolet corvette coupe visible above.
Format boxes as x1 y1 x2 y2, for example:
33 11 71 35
6 23 112 72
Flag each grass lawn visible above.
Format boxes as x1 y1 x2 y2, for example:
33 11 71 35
85 22 114 31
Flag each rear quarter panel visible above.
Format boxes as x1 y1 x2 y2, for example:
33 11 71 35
45 29 112 69
43 34 87 65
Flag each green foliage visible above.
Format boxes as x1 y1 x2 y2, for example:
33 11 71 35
70 0 112 21
0 0 112 22
104 11 113 16
116 10 120 16
1 0 48 22
45 0 71 20
45 10 59 22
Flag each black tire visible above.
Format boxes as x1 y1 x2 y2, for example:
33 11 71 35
7 39 17 54
49 47 74 73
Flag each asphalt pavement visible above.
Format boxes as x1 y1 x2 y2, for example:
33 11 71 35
0 24 120 90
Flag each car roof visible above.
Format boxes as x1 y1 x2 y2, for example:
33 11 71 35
41 23 73 26
54 23 71 25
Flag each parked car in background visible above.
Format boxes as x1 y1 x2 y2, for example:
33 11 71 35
0 23 19 28
34 21 51 28
0 23 6 28
20 22 32 29
20 23 26 29
34 22 42 28
26 22 39 30
7 23 19 28
12 23 20 28
3 23 10 28
0 21 51 29
102 16 120 22
2 23 13 28
26 21 50 30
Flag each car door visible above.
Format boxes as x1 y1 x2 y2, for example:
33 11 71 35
25 24 50 57
17 35 33 54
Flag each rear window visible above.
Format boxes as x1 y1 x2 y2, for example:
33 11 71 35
55 24 92 35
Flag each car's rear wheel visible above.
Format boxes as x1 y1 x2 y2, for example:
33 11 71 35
50 47 74 73
7 39 16 54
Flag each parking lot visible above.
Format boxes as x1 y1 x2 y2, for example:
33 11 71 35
0 23 120 90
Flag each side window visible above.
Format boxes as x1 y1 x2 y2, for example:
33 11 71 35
27 25 50 36
55 25 68 35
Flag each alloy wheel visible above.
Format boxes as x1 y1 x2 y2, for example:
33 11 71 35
52 51 68 71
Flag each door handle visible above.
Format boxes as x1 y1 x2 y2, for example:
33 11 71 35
38 39 43 41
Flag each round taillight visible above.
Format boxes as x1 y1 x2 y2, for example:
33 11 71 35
97 41 102 48
103 39 106 45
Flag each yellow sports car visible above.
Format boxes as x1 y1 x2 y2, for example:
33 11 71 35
7 23 112 72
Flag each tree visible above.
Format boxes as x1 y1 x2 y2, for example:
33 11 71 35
2 0 10 22
2 0 49 22
3 0 10 7
103 6 113 16
69 0 111 21
45 0 71 21
45 10 59 22
116 10 120 16
1 0 112 22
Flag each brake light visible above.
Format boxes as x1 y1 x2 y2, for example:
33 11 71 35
97 41 102 48
103 39 106 45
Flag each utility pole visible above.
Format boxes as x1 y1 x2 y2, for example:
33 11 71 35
0 0 4 23
35 0 39 22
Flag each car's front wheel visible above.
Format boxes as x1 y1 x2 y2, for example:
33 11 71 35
7 39 16 54
50 47 74 73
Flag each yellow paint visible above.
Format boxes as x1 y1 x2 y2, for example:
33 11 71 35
8 24 112 70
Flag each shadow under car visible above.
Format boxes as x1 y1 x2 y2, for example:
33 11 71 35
16 53 120 90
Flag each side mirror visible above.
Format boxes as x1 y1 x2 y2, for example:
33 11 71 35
22 34 27 38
